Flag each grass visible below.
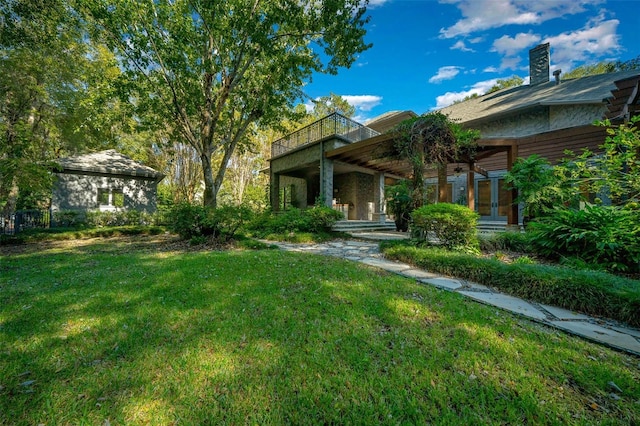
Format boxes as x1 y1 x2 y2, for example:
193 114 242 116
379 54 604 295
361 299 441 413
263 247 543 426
381 241 640 328
1 235 639 424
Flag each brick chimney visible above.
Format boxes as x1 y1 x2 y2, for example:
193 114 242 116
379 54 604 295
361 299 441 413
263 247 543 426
529 43 550 85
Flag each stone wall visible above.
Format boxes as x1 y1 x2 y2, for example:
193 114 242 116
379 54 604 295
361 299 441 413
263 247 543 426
476 108 549 138
334 172 374 220
549 104 607 130
52 172 158 213
477 104 607 138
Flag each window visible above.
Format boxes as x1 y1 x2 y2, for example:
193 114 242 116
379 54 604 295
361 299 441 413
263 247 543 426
98 189 110 206
98 188 125 208
112 190 124 207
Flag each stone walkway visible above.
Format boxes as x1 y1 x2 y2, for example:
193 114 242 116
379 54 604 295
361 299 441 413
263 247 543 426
267 238 640 357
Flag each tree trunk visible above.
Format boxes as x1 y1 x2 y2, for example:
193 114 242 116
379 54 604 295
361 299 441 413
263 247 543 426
201 152 217 209
438 163 448 203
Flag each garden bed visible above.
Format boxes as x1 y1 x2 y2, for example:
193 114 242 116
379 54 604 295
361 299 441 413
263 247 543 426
381 241 640 328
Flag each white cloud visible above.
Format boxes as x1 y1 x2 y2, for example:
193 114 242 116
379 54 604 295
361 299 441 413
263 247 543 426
433 78 499 109
543 15 621 71
341 95 383 111
491 32 541 57
439 0 603 38
303 101 315 113
450 40 474 52
429 66 463 84
499 56 526 72
486 32 542 71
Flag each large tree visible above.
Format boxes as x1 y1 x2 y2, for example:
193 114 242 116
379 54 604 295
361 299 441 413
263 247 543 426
83 0 371 208
0 0 131 212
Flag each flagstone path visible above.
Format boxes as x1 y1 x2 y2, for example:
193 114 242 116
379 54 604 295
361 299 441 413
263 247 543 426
267 237 640 357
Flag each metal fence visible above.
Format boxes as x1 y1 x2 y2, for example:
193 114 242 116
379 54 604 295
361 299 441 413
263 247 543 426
271 112 380 158
1 209 51 235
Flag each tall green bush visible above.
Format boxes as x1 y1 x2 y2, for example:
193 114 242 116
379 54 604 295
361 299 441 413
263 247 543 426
528 205 640 272
385 180 413 232
250 205 343 236
411 203 479 249
170 203 218 239
504 154 579 221
304 205 344 233
169 203 253 242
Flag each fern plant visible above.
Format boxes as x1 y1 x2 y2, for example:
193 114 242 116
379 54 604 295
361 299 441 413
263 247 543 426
528 205 640 272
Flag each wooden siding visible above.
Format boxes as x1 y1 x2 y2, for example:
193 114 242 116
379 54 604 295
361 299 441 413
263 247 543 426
475 124 607 172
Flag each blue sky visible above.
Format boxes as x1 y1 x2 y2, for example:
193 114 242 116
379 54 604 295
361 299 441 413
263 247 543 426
304 0 640 123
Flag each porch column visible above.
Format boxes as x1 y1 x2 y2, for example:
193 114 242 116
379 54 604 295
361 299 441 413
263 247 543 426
506 144 519 226
373 172 386 223
270 171 280 211
467 162 475 212
319 148 334 208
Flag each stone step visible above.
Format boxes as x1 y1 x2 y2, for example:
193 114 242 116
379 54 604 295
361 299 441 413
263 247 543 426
332 220 397 233
477 222 522 234
333 221 521 234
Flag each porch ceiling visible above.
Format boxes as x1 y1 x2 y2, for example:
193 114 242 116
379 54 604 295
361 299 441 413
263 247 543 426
324 133 517 177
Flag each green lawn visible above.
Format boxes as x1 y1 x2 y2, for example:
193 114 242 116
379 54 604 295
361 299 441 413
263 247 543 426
1 236 639 425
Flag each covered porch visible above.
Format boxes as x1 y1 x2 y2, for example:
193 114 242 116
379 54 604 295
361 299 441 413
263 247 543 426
324 133 520 227
268 113 520 227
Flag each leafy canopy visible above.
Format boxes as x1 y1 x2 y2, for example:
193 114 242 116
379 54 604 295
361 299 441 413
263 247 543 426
0 0 133 211
392 112 479 207
83 0 371 208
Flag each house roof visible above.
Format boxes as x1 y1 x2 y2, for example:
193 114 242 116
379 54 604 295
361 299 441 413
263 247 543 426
57 150 165 181
439 70 640 126
365 110 417 134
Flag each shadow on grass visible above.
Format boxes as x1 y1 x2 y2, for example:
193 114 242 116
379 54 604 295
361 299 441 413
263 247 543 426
1 239 639 424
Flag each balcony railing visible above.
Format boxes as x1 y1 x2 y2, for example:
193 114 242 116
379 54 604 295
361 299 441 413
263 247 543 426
271 112 380 158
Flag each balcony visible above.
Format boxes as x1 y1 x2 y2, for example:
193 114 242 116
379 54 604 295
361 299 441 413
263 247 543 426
271 112 380 158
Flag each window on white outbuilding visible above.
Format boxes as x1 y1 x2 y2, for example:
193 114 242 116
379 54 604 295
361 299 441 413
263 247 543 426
98 188 125 208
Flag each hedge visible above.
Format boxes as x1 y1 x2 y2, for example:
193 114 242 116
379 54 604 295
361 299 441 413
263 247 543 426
381 242 640 327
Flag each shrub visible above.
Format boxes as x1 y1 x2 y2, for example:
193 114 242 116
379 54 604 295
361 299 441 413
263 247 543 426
213 205 254 241
411 203 479 249
250 205 343 236
381 243 640 327
304 205 344 233
170 203 254 242
503 154 575 220
528 205 640 272
189 235 207 245
52 210 87 227
53 209 161 228
479 231 532 253
170 203 219 240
